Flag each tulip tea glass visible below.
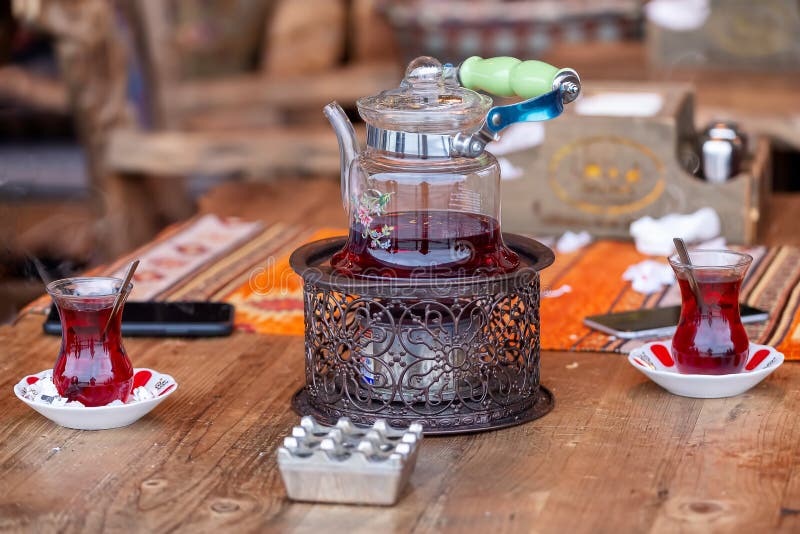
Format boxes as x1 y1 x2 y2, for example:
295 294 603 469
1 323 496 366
668 250 753 375
47 277 134 406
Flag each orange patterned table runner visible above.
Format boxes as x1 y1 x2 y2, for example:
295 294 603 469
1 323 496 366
22 215 800 360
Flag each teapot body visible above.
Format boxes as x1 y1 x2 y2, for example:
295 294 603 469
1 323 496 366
325 54 580 278
332 147 519 277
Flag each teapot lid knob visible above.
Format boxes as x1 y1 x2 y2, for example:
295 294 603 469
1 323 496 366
403 56 445 87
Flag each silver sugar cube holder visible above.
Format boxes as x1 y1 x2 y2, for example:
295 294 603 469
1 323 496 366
277 416 423 505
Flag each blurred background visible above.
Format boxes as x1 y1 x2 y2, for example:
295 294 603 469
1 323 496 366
1 0 799 323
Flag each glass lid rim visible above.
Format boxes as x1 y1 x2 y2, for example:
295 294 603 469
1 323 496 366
355 91 494 115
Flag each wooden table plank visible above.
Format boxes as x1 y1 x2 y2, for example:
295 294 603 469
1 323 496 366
2 312 799 532
649 374 800 532
3 181 800 532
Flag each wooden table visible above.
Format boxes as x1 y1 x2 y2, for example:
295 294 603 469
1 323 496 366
2 179 800 533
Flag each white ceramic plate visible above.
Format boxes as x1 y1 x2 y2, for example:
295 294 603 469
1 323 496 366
14 368 177 430
628 342 783 399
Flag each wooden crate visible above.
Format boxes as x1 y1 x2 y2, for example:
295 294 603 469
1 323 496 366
646 0 800 71
500 81 770 244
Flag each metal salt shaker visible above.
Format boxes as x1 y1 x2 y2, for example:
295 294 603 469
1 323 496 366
699 121 747 184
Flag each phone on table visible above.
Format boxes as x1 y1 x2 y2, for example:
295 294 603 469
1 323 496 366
583 304 768 340
44 301 235 337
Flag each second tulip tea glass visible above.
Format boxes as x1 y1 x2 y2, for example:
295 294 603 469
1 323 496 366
668 250 753 375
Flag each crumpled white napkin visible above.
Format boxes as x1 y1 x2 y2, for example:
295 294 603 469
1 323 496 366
497 157 524 180
486 122 544 155
556 230 592 254
623 260 676 294
645 0 710 31
543 284 572 298
629 207 721 256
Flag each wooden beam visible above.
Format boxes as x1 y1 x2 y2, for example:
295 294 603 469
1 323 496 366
106 127 344 178
14 0 194 258
261 0 346 76
169 62 399 117
0 66 68 112
122 0 180 129
350 0 399 62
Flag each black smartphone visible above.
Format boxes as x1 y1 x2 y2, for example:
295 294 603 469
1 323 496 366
43 301 235 337
583 304 768 339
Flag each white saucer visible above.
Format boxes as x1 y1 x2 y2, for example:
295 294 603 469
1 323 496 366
14 368 177 430
628 342 784 399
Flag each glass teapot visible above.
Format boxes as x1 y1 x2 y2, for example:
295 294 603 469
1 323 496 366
325 56 580 277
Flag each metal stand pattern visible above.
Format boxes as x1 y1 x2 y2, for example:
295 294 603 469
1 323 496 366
290 234 555 435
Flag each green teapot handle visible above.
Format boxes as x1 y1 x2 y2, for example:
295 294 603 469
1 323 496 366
459 56 578 100
450 56 580 157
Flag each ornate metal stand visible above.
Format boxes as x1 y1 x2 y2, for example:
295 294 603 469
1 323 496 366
289 234 555 435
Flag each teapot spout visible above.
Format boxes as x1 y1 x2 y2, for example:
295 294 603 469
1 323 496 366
324 102 360 209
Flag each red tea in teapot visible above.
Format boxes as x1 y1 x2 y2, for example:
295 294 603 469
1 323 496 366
331 210 520 277
669 250 753 375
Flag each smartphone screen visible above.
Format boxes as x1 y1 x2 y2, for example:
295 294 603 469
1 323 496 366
44 301 235 337
584 304 768 339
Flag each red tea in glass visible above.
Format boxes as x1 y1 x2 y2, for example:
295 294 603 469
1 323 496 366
668 250 752 375
47 277 134 406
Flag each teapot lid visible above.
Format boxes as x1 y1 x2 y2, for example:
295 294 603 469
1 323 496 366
357 56 493 135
